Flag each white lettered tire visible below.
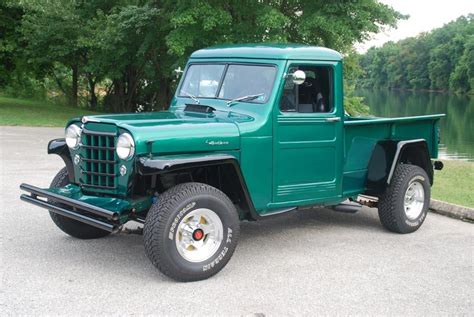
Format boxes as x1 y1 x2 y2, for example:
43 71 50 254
378 164 431 233
144 182 240 282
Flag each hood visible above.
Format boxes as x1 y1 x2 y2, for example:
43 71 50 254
78 110 253 155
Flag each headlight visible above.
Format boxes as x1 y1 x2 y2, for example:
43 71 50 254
116 133 135 160
65 125 82 149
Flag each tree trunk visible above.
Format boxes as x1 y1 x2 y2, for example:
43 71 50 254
71 64 78 107
87 74 97 109
156 79 171 110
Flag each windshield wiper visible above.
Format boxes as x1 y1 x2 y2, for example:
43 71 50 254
226 93 264 107
182 91 200 104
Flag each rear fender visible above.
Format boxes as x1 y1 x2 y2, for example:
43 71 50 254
48 138 75 183
388 139 433 185
366 139 433 195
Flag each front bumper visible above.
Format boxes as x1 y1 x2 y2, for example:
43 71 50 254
20 184 128 232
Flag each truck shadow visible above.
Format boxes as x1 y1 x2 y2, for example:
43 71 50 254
239 206 384 242
43 206 384 282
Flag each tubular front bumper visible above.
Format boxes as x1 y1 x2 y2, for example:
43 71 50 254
20 183 121 232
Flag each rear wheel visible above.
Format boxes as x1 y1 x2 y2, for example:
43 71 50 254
48 167 111 239
144 182 240 282
378 164 431 233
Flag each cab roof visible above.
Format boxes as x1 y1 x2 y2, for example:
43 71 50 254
190 44 343 61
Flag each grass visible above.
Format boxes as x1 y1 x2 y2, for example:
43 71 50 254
0 96 99 127
432 160 474 208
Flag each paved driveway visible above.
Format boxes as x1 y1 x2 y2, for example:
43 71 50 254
1 126 472 315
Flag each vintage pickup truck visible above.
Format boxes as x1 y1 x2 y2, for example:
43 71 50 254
20 44 444 281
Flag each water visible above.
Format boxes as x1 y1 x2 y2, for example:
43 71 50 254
356 89 474 161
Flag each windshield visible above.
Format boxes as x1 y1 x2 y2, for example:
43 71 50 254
178 64 277 103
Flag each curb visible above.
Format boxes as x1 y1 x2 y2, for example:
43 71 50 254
429 199 474 222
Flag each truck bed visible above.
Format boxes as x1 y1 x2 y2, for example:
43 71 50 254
342 114 445 197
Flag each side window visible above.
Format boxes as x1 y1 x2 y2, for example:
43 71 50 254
280 65 333 113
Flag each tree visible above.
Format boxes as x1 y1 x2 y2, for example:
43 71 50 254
356 14 473 94
0 2 22 87
14 0 404 111
450 36 474 93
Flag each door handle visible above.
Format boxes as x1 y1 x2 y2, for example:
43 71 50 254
325 117 341 122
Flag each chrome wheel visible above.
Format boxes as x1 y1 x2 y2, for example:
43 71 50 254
175 208 224 263
404 179 425 220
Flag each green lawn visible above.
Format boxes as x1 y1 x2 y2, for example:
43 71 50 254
432 160 474 208
0 96 98 127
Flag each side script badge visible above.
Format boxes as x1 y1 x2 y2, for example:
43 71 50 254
206 140 230 146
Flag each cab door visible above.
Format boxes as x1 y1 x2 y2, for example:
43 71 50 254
272 61 344 206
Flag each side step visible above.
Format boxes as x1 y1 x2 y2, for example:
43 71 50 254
20 183 120 233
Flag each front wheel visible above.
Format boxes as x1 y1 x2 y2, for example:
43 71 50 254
48 167 111 239
378 164 431 234
144 182 240 282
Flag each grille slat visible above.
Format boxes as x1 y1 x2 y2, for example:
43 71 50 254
82 158 116 164
81 183 116 190
80 130 117 190
81 170 116 177
81 145 115 150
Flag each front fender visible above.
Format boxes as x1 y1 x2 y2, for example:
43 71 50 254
137 154 258 220
138 154 237 175
48 138 75 183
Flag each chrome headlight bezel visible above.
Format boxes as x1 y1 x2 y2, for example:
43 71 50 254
116 133 135 160
65 124 82 149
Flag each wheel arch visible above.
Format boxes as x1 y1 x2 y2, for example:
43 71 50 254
137 155 257 220
366 139 433 196
48 138 75 183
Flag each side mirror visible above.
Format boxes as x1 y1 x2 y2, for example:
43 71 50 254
291 70 306 85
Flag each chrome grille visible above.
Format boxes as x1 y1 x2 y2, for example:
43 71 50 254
80 129 117 190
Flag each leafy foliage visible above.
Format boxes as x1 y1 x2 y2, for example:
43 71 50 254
356 15 474 94
2 0 403 111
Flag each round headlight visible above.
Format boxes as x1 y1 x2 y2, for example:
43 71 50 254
116 133 135 160
65 125 82 149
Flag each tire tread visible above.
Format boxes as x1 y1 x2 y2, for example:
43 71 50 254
378 164 429 234
144 182 239 282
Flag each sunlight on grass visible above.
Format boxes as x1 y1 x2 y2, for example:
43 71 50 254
0 97 99 127
432 160 474 208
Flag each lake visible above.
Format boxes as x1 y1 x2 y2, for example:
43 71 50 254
356 89 474 162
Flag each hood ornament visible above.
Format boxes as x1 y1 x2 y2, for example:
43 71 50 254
81 116 99 124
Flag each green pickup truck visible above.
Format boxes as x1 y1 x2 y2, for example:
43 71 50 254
20 44 444 281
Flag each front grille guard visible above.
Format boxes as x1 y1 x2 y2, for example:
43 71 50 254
79 129 118 191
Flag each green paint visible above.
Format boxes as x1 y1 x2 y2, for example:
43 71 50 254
48 184 152 222
52 45 443 220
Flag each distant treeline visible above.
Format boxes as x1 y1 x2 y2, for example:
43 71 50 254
355 15 473 94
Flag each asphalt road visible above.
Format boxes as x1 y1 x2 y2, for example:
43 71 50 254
1 126 473 315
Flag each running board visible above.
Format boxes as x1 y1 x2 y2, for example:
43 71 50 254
260 207 297 217
331 201 362 214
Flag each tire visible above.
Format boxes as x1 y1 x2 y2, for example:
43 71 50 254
144 182 240 282
378 164 431 234
48 167 111 239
